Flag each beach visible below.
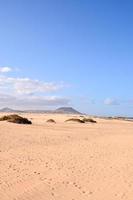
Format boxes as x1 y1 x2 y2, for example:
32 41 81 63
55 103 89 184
0 113 133 200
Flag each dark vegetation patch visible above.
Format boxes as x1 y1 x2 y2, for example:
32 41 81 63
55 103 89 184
82 118 97 123
0 114 32 124
65 117 97 124
46 119 56 123
65 118 85 123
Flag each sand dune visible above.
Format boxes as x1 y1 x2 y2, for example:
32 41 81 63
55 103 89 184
0 113 133 200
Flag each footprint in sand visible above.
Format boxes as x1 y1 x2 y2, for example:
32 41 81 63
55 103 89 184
72 182 93 196
51 192 54 196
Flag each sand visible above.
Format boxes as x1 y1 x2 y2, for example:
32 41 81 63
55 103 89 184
0 113 133 200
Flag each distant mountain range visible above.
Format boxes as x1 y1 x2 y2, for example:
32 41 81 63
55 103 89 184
0 107 82 114
0 107 22 113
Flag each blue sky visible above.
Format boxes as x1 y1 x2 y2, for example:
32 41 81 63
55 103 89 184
0 0 133 116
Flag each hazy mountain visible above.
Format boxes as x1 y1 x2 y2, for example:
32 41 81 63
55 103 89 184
0 107 82 114
55 107 81 114
0 107 22 113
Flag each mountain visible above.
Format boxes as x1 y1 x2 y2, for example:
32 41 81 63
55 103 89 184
55 107 81 114
0 107 22 112
0 107 82 114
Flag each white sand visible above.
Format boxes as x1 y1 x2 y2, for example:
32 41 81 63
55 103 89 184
0 113 133 200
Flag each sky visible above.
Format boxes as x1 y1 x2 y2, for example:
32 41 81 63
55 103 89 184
0 0 133 116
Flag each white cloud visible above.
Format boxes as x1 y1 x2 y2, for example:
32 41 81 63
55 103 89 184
18 96 70 107
0 74 69 109
0 94 70 109
0 94 17 103
0 67 12 73
0 76 65 95
104 98 120 106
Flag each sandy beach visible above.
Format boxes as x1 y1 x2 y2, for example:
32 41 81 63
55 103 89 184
0 113 133 200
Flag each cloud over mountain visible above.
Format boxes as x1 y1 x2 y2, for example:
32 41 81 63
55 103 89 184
0 94 70 109
0 71 69 109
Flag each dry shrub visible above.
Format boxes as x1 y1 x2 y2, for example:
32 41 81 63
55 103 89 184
46 119 56 123
0 114 32 124
82 118 97 123
65 118 85 123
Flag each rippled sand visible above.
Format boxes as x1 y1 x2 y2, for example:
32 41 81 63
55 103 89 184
0 113 133 200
